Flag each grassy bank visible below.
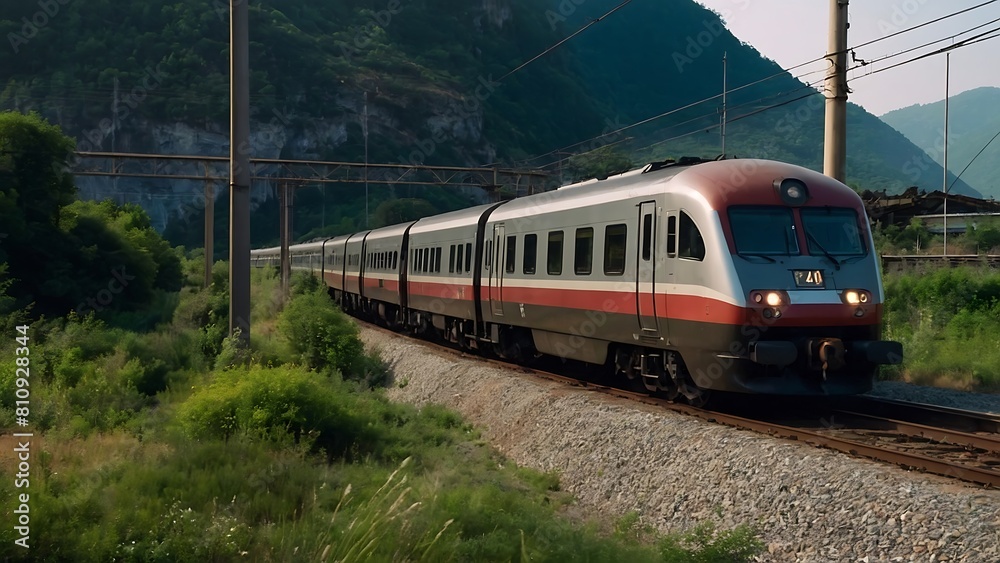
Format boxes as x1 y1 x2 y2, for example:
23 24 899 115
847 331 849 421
0 260 762 562
882 266 1000 391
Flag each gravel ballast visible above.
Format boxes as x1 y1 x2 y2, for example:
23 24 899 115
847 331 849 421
363 328 1000 562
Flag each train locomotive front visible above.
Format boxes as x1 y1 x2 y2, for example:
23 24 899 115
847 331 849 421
665 160 902 397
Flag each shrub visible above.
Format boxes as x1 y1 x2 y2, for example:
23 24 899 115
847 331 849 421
178 365 379 457
278 289 363 376
883 266 1000 389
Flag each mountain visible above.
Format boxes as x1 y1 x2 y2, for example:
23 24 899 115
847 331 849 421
881 87 1000 200
554 0 978 197
0 0 976 246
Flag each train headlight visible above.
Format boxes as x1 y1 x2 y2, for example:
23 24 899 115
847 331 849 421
773 178 810 206
750 290 789 307
841 289 871 305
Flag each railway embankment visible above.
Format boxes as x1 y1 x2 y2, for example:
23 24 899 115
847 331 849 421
363 327 1000 562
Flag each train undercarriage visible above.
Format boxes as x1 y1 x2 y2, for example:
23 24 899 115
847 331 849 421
337 289 712 405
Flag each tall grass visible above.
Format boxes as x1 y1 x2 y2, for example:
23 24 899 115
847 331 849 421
0 259 763 561
883 266 1000 390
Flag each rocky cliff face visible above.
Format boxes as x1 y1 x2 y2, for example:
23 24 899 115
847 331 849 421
70 89 496 232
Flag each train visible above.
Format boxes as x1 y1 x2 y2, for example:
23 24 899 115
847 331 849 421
252 157 902 404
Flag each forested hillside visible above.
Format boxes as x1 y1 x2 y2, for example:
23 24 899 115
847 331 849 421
881 87 1000 199
0 0 975 245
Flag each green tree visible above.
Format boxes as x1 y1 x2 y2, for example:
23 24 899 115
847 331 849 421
372 198 438 227
0 112 181 320
0 111 76 253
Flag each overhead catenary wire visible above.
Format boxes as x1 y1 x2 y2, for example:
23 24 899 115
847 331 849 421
601 91 819 165
850 0 999 53
848 25 1000 81
537 83 824 169
494 0 635 84
519 1 1000 167
845 15 1000 77
949 128 1000 192
540 16 1000 172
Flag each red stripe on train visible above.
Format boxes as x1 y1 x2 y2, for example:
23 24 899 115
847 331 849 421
409 281 880 327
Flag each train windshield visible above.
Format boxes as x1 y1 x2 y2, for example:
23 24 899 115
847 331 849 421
728 207 799 255
801 207 866 256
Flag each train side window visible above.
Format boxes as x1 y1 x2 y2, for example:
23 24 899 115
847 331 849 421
641 214 652 261
604 224 627 275
678 212 705 261
575 228 594 275
465 243 472 273
449 245 456 273
547 231 564 275
523 234 537 275
667 216 677 258
505 236 517 274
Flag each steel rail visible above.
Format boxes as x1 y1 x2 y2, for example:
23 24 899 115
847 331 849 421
360 320 1000 487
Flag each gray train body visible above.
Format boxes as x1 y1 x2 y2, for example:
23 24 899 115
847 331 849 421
252 159 902 400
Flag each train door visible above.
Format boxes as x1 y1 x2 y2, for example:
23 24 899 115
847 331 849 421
636 202 658 334
489 224 505 317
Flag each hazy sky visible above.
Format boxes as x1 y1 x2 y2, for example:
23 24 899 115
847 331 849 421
695 0 1000 116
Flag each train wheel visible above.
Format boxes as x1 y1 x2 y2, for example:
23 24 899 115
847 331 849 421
615 347 648 393
665 351 709 407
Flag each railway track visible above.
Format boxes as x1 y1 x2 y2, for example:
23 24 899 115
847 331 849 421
364 321 1000 488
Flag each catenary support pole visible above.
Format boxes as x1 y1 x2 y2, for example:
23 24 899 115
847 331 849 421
943 53 950 256
204 177 214 288
823 0 849 182
229 0 251 346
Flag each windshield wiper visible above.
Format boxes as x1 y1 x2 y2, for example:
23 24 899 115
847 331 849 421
738 253 777 263
805 231 841 270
